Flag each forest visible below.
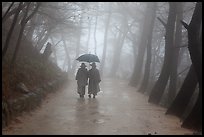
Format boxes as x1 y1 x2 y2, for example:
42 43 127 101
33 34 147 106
2 2 202 135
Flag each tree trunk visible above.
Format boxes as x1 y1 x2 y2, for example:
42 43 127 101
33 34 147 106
139 3 157 93
42 42 52 60
62 34 71 73
50 36 58 64
11 2 40 65
110 15 128 78
167 2 183 105
71 15 83 75
26 14 37 42
180 2 202 130
183 2 202 86
2 2 14 22
86 18 91 53
129 3 154 87
2 2 22 59
148 31 164 94
37 29 52 51
109 31 122 77
166 65 198 117
181 88 202 130
94 6 98 55
2 2 27 23
11 2 31 66
100 2 112 77
148 2 177 104
33 14 44 43
34 28 46 47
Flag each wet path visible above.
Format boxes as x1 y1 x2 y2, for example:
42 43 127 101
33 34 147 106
2 79 193 135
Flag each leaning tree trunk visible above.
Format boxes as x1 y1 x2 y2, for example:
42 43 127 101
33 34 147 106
129 3 152 87
100 2 112 77
11 2 31 66
109 31 122 77
182 87 202 130
180 2 202 130
62 34 71 73
11 2 40 66
2 2 27 23
71 15 83 75
148 31 163 91
148 2 177 104
167 2 183 105
110 15 128 78
37 28 52 51
2 2 22 60
139 3 157 93
166 65 198 117
2 2 14 22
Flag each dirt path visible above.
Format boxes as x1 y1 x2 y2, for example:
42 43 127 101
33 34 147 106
2 78 194 135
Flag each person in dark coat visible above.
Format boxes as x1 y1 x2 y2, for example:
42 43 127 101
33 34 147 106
76 63 88 98
88 62 101 98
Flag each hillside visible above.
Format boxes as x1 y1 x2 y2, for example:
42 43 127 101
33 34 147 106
2 19 67 101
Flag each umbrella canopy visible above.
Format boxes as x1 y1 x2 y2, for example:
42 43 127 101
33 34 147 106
76 54 100 63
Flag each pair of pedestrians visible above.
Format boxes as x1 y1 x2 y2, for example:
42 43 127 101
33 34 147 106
75 62 101 98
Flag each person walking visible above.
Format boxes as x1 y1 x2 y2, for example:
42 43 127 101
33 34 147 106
75 63 88 98
88 62 101 98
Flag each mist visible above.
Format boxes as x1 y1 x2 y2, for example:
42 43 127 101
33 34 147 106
2 2 202 134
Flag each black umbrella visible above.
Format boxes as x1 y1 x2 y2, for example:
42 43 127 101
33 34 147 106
76 53 100 63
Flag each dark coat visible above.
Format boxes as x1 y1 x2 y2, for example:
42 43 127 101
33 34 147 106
76 67 88 94
88 68 101 95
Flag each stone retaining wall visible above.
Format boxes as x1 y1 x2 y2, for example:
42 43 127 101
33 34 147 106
2 76 68 128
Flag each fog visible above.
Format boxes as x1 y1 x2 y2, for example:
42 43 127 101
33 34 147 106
45 2 137 78
33 2 195 81
2 2 202 133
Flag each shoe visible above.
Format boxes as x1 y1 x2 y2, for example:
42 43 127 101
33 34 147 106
88 94 91 98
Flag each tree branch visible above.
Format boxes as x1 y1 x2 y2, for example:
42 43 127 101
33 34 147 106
157 17 167 28
2 2 14 21
25 2 41 24
2 2 27 23
114 26 133 41
180 20 189 30
54 39 63 47
174 44 188 49
177 66 191 76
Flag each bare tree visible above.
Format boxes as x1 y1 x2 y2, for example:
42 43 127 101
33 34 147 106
100 2 112 77
61 34 71 73
148 2 177 104
11 2 41 66
129 3 156 87
166 65 198 118
2 2 23 59
180 2 202 130
2 2 27 23
2 2 14 22
139 2 157 93
110 14 128 77
71 15 83 75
